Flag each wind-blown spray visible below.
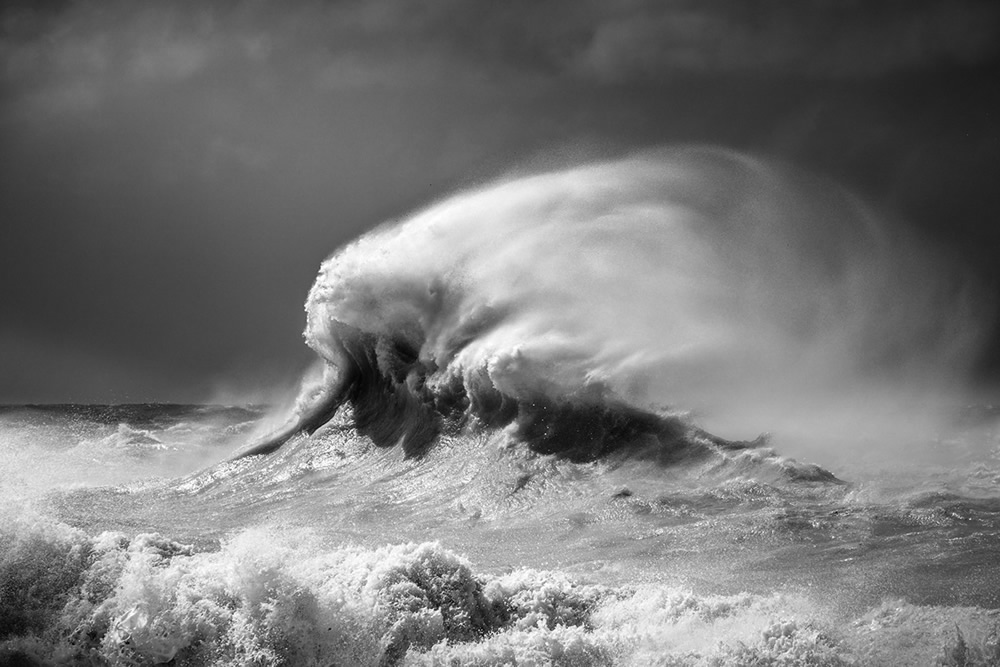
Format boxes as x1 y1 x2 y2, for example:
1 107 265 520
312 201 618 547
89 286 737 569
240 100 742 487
244 147 985 458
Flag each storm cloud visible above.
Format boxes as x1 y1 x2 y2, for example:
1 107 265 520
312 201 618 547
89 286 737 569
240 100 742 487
2 0 999 402
5 1 999 94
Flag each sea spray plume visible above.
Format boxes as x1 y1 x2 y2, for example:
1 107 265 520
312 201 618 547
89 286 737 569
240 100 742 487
239 146 985 460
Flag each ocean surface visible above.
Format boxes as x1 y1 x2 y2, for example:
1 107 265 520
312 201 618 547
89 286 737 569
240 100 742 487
3 148 999 665
1 401 999 666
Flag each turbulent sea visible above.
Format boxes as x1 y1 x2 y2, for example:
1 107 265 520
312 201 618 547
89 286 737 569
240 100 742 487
3 148 1000 666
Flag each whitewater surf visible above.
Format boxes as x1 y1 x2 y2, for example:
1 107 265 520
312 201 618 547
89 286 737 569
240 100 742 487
2 147 998 666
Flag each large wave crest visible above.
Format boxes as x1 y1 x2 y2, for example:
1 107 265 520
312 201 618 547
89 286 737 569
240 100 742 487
242 147 986 460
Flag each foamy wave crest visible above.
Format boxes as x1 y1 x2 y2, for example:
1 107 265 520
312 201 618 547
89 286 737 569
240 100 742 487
243 147 985 459
3 515 998 666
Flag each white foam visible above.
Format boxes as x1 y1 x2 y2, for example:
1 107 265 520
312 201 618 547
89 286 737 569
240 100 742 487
2 516 996 666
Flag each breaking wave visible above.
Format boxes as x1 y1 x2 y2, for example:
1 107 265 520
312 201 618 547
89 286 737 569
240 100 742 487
2 514 997 667
242 146 985 463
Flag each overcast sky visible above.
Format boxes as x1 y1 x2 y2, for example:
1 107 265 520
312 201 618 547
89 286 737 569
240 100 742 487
2 0 999 403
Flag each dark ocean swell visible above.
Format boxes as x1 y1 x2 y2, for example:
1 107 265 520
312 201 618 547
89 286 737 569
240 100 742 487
243 322 794 473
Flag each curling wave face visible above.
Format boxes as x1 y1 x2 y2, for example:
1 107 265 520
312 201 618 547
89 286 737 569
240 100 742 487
248 147 985 459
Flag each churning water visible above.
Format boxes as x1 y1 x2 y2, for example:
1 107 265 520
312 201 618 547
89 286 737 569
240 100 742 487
2 148 999 666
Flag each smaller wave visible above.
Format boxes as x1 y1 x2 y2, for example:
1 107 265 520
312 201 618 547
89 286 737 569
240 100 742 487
78 424 168 454
0 404 261 428
2 514 997 666
0 405 262 497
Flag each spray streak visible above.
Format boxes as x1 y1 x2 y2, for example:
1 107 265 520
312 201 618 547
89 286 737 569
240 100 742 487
241 147 986 458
